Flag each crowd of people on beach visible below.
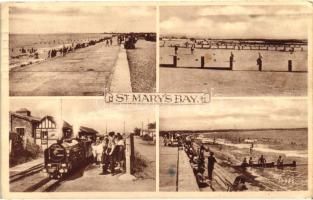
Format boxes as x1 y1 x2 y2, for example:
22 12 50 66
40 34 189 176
11 37 113 62
47 37 112 58
91 132 126 176
163 38 304 52
11 47 39 59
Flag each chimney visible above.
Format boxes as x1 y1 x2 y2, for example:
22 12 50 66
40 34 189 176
16 108 31 116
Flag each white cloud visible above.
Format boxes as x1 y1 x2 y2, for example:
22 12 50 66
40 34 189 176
160 5 310 39
160 99 307 130
198 6 265 16
198 5 311 16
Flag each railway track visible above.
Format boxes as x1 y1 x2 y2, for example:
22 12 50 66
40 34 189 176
10 163 44 183
23 177 63 192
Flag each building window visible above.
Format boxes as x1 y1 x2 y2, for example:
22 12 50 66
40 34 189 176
41 131 48 139
16 128 25 137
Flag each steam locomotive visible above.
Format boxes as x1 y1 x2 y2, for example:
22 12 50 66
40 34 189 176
43 138 93 179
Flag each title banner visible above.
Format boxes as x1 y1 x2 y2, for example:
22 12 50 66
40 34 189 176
105 93 212 104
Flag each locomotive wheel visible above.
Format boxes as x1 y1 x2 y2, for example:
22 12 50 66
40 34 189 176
50 174 57 179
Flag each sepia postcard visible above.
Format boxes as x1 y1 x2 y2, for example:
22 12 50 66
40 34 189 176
0 1 312 199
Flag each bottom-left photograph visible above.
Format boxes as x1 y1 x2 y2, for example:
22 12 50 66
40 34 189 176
9 99 156 192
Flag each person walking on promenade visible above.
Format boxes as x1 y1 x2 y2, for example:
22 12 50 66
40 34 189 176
257 52 263 71
174 45 178 55
191 44 195 55
230 52 234 70
207 152 217 182
199 144 206 161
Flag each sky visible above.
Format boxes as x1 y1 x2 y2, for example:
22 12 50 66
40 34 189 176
160 5 311 39
10 99 155 135
160 99 307 131
10 5 156 34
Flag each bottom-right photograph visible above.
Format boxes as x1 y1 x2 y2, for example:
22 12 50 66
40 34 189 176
159 99 308 192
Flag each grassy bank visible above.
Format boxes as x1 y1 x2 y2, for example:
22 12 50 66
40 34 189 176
133 151 155 180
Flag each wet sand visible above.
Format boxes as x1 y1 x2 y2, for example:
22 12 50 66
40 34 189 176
159 46 307 96
160 67 307 96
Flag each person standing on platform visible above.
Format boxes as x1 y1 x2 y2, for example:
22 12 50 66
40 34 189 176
115 133 125 172
95 138 104 168
101 137 110 174
91 140 97 165
108 132 117 175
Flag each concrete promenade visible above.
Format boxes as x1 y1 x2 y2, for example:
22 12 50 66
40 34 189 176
10 41 121 96
159 146 178 191
177 149 199 192
110 45 132 93
160 146 200 192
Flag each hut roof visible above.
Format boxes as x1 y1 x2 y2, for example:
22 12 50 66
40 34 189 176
79 126 98 135
9 111 40 123
16 108 31 113
63 121 73 129
40 115 56 124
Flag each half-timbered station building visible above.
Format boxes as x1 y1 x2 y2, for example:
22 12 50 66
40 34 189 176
35 115 73 149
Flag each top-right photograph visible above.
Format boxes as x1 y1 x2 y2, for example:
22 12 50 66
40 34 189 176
159 5 310 96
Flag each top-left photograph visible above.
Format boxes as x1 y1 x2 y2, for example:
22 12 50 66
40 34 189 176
9 4 156 96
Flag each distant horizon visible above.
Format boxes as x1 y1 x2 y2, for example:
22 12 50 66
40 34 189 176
160 127 308 132
160 34 308 41
10 31 156 35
